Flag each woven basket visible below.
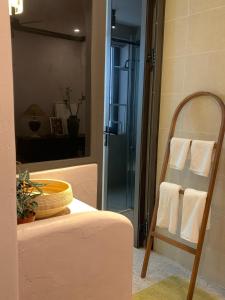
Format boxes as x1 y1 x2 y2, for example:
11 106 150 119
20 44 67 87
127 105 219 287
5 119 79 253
34 179 73 219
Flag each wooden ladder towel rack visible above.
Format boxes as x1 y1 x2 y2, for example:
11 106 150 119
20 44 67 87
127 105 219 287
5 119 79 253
141 92 225 300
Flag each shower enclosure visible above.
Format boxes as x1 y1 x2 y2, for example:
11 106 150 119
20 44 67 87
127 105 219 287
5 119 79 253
105 42 140 220
103 0 145 223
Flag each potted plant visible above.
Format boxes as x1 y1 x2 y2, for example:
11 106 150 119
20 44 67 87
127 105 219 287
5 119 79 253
17 170 45 224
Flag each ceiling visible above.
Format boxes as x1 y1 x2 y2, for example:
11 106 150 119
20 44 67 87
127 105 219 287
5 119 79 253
112 0 142 27
15 0 142 35
16 0 91 35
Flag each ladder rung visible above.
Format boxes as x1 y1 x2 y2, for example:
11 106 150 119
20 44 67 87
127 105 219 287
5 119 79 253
170 139 217 149
152 231 197 255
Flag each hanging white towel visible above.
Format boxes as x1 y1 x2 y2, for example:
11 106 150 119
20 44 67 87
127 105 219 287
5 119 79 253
157 182 182 234
190 140 215 177
181 189 210 244
169 137 191 170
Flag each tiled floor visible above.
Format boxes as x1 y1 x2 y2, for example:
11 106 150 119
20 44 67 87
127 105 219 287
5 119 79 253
133 248 225 299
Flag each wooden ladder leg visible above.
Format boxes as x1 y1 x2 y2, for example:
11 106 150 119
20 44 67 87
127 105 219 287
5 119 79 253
141 233 154 278
187 251 202 300
141 198 159 278
141 188 160 278
186 203 210 300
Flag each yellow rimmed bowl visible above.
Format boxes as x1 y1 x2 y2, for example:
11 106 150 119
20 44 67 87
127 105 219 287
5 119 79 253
33 179 73 219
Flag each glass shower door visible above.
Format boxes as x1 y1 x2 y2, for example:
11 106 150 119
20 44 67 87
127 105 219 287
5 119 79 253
103 0 147 234
104 41 140 222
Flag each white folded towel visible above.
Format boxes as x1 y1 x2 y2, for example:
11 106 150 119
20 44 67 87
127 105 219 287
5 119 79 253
157 182 182 234
190 140 215 177
181 188 209 244
169 137 191 170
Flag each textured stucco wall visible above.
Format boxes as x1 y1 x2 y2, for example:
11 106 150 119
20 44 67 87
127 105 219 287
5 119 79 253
18 211 133 300
0 0 19 299
156 0 225 287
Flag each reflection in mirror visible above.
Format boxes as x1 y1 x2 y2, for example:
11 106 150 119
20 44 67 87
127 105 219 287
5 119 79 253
11 0 92 164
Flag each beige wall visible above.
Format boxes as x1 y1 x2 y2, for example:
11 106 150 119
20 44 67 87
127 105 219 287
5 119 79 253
156 0 225 287
18 211 133 300
0 0 19 299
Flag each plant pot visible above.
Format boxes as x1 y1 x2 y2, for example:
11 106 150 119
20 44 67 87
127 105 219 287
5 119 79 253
67 115 80 137
17 213 36 225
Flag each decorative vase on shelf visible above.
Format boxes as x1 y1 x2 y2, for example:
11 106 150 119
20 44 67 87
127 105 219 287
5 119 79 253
67 115 80 137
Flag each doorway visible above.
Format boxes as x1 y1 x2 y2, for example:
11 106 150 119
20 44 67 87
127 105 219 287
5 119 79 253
103 0 165 246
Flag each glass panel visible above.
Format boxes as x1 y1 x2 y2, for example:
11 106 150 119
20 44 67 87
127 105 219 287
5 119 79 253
10 0 92 164
105 0 143 223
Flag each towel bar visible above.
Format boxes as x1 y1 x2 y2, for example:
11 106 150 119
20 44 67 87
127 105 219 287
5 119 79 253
179 189 206 195
151 231 197 255
170 139 217 149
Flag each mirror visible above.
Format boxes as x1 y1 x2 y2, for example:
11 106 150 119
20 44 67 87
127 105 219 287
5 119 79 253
11 0 92 164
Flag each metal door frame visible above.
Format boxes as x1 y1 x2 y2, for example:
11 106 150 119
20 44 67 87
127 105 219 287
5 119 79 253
135 0 166 247
102 0 112 210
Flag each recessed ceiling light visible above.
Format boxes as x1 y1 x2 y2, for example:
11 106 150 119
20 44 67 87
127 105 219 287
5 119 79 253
111 9 116 29
74 28 80 33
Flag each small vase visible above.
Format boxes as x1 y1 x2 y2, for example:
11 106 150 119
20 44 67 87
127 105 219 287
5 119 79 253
67 115 80 137
17 213 36 225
